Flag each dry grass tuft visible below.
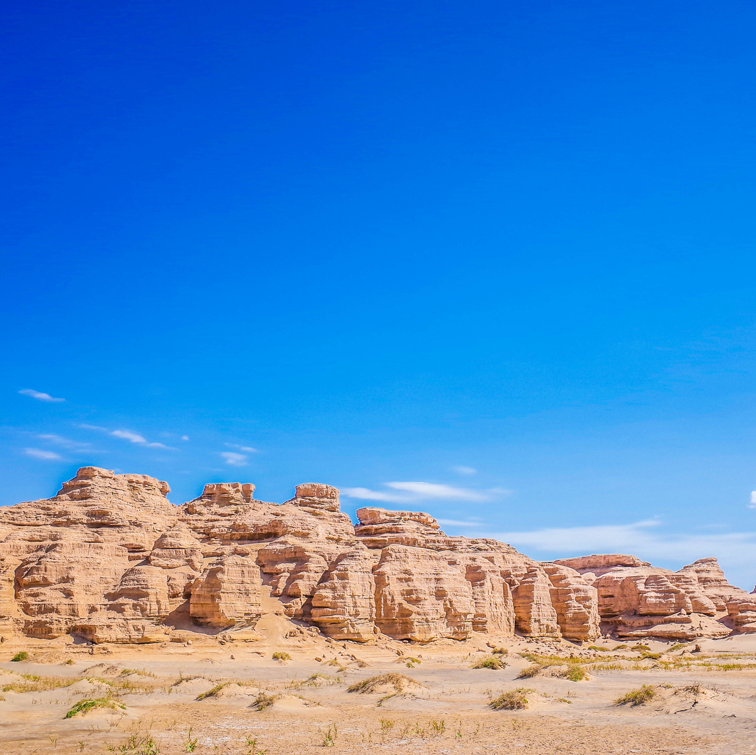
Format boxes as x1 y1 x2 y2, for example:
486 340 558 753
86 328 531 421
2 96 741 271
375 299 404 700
196 683 227 700
490 688 531 710
517 664 542 679
348 673 414 694
615 685 655 706
472 656 506 670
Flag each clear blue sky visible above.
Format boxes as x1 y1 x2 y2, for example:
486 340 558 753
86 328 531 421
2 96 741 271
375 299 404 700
3 1 756 587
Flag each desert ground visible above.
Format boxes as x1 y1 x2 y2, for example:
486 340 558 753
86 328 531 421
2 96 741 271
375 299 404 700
2 616 756 755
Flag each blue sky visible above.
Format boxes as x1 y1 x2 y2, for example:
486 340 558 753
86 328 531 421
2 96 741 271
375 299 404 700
3 1 756 587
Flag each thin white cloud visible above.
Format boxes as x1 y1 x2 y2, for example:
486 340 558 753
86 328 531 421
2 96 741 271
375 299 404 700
111 429 147 444
220 451 247 466
486 519 756 588
24 448 62 460
343 481 509 504
37 434 89 449
79 425 171 449
111 429 169 448
750 491 756 509
452 465 477 475
225 442 258 453
438 518 483 527
181 435 190 441
19 389 65 403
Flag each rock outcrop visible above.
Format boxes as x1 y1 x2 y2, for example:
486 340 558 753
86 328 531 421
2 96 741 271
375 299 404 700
0 468 750 644
555 554 749 639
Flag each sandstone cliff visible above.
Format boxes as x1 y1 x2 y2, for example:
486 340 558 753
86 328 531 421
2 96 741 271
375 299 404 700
0 468 748 644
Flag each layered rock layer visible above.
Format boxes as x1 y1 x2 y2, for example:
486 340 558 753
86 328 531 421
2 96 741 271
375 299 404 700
0 469 749 643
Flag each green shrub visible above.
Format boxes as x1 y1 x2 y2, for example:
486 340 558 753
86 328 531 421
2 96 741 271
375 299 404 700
11 652 28 662
491 647 508 656
588 646 610 652
64 697 124 718
272 651 291 662
490 688 530 710
615 685 655 707
562 665 586 682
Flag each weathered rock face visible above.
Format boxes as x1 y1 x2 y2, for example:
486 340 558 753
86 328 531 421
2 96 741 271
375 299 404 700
542 563 601 641
190 553 262 628
0 468 750 643
557 553 747 639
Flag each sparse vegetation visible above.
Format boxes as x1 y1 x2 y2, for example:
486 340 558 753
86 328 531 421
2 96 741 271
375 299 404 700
11 652 28 662
107 733 159 754
472 655 506 670
184 728 198 753
490 688 531 710
517 664 542 678
272 651 291 662
491 647 508 656
615 685 656 706
321 724 337 747
2 674 76 694
65 697 125 718
253 691 277 710
348 673 413 694
588 646 610 652
244 736 268 755
196 683 227 700
561 665 586 682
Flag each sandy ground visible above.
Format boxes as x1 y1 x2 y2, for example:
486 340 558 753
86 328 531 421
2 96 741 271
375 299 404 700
2 618 756 754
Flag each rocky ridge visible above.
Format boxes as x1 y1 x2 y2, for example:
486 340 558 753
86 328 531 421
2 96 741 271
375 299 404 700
0 468 752 644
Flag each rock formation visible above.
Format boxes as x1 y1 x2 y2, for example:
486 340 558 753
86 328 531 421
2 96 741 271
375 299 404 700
0 468 750 644
555 554 753 639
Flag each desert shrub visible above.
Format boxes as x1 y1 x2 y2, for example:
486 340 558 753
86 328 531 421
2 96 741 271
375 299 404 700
561 665 586 682
615 685 655 706
472 655 506 670
490 688 530 710
517 664 542 679
491 647 508 656
64 697 125 718
272 652 291 662
11 652 28 662
196 683 227 700
588 646 610 652
252 691 277 711
348 673 412 694
613 644 628 651
632 644 651 652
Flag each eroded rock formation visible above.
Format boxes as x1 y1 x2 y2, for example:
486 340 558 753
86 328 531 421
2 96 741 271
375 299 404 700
0 468 750 643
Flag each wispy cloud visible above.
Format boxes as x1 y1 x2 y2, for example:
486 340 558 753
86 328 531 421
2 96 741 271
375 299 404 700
79 425 171 449
343 481 511 504
490 519 756 564
19 389 65 403
438 518 483 527
37 434 89 449
225 442 258 453
750 491 756 509
220 451 247 466
181 435 190 441
452 466 477 475
24 448 62 460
